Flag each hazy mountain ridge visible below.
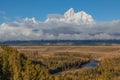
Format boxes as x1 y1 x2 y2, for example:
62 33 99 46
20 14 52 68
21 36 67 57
1 40 120 46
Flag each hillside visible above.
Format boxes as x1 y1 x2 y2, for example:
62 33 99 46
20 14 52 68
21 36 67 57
0 46 120 80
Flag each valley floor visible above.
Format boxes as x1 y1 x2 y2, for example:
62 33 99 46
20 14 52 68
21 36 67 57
10 46 120 59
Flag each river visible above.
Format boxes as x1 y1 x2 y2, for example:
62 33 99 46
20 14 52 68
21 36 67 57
82 60 100 68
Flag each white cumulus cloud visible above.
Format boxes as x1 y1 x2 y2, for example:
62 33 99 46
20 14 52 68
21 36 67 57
45 8 95 25
0 8 120 41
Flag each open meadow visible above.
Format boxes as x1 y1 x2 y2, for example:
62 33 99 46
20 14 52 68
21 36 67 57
10 46 120 59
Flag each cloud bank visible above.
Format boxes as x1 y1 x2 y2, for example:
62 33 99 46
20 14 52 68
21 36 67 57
0 8 120 41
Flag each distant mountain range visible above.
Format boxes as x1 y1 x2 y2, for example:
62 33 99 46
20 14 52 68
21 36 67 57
0 40 120 46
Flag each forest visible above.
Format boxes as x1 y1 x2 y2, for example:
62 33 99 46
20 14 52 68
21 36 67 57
0 45 120 80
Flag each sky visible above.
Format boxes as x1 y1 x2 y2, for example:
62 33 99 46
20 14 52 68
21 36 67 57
0 0 120 23
0 0 120 41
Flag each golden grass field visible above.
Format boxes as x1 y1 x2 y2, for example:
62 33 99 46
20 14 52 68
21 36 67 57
1 46 120 60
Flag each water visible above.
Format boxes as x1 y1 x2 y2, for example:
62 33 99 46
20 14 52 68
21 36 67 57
82 60 100 68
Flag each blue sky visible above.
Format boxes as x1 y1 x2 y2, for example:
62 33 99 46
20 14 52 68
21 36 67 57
0 0 120 41
0 0 120 23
